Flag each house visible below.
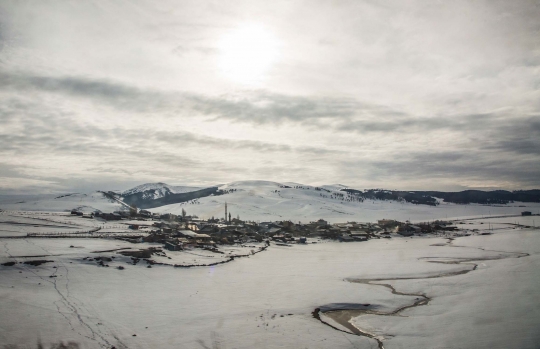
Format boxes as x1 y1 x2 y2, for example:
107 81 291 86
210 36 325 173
398 231 414 237
339 235 354 242
101 213 122 221
195 233 212 242
178 229 198 238
316 219 328 226
143 232 167 243
114 211 130 218
350 231 369 241
378 219 398 227
187 222 201 231
281 221 295 228
408 225 422 233
160 213 176 221
272 234 286 242
198 225 217 235
440 225 458 231
522 211 532 216
164 241 182 251
353 236 368 241
266 227 282 236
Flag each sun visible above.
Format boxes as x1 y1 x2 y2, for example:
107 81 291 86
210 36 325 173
217 23 280 85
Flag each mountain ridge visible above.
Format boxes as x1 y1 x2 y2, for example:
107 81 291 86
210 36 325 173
119 181 540 209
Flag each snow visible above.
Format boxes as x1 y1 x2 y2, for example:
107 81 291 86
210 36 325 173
0 211 152 238
2 183 539 224
350 229 540 348
151 181 540 223
1 213 539 349
121 182 204 197
0 192 123 213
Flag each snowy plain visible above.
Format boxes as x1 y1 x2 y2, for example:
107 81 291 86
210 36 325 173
1 217 539 348
0 192 124 214
1 184 539 349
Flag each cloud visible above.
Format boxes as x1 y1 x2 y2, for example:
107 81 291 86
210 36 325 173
336 113 510 134
0 71 394 125
1 0 540 192
1 71 539 192
353 149 540 189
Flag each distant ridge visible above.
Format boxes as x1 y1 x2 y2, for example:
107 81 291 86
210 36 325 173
117 181 540 210
415 189 540 205
120 182 217 209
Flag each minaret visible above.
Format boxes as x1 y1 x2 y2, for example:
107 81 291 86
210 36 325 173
225 202 227 223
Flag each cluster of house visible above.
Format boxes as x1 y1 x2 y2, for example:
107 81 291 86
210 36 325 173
391 220 459 236
71 209 125 220
73 205 463 251
130 218 398 250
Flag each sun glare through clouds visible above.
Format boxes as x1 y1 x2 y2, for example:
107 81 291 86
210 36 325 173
218 23 280 85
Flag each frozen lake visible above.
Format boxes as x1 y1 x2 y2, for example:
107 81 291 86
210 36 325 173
0 219 539 348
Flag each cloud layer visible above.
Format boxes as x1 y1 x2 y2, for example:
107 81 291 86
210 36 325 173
0 0 539 193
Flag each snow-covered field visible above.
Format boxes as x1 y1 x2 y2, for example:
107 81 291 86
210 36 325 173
1 214 539 349
0 211 152 238
0 192 124 213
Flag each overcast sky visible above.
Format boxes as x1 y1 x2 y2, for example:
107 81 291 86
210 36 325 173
1 0 539 194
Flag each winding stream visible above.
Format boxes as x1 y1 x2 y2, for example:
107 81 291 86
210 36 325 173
313 239 529 349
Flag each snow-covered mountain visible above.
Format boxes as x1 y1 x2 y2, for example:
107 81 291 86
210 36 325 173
1 181 538 223
121 182 204 199
119 182 217 209
148 180 540 223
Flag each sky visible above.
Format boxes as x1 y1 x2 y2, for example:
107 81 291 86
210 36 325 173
0 0 539 194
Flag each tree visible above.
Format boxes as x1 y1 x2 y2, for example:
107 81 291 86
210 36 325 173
182 208 186 220
129 205 137 217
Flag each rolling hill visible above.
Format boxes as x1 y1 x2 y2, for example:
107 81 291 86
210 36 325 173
1 181 539 223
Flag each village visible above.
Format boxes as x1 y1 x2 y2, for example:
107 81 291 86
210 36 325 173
72 202 478 253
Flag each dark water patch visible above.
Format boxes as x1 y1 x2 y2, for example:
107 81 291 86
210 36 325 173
23 260 54 266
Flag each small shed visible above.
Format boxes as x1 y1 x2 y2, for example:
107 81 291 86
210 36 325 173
164 241 181 251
